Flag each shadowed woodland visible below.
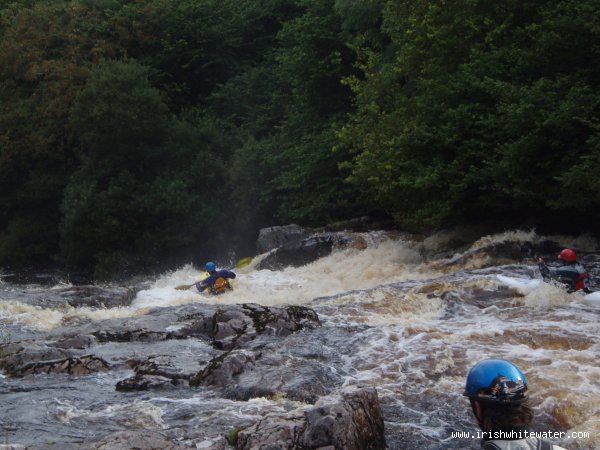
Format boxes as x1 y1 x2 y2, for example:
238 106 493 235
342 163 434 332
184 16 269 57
1 0 598 277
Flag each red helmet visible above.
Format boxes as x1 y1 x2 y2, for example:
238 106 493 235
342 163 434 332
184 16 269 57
558 248 576 262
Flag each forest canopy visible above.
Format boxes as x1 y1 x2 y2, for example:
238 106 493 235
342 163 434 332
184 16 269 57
1 0 598 277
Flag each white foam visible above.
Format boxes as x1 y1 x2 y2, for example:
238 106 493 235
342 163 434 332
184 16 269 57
496 274 541 294
133 239 433 309
582 291 600 306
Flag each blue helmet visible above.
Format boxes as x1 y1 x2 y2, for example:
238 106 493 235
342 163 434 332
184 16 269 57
205 262 216 272
464 359 528 403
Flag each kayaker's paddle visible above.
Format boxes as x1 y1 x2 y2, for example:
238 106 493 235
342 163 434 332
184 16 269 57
175 257 253 290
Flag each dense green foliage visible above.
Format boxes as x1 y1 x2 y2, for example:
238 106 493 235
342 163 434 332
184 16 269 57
338 0 600 229
0 0 598 277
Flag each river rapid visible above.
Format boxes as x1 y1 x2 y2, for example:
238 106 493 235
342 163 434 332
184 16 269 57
1 229 599 449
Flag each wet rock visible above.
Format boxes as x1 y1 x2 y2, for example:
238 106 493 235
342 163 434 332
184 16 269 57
0 341 110 377
190 350 256 389
92 327 172 343
257 224 311 253
93 430 185 450
0 269 86 286
0 341 72 376
116 373 188 391
116 357 193 391
10 285 136 308
0 444 27 450
431 241 543 271
304 387 386 449
238 413 305 449
257 234 351 271
193 327 344 403
50 303 318 349
211 304 321 350
56 285 135 308
16 354 110 377
211 308 253 350
122 305 321 393
129 355 197 378
175 311 215 336
433 238 574 272
5 303 322 391
61 304 216 343
222 349 342 403
237 387 386 450
48 334 96 350
20 285 136 309
0 338 107 378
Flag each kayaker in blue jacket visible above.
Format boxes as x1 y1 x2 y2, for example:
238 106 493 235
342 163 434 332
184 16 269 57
538 248 591 293
195 262 236 295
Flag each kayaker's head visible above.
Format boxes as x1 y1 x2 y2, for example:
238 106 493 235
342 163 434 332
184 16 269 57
464 359 529 404
205 261 217 273
464 359 532 431
558 248 577 263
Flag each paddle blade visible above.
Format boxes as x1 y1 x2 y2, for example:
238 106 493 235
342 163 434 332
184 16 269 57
234 257 253 269
175 272 208 291
175 283 194 291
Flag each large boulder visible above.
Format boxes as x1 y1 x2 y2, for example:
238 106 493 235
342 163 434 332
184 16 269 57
257 224 311 254
236 387 386 450
256 234 351 271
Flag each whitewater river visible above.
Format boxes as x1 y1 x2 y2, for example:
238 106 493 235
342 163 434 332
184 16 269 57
1 229 599 449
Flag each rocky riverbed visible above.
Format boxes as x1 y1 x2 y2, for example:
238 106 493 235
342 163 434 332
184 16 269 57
1 226 599 449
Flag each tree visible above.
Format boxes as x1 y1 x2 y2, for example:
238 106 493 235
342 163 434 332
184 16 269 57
255 0 372 226
62 59 229 276
0 1 108 267
339 0 600 230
